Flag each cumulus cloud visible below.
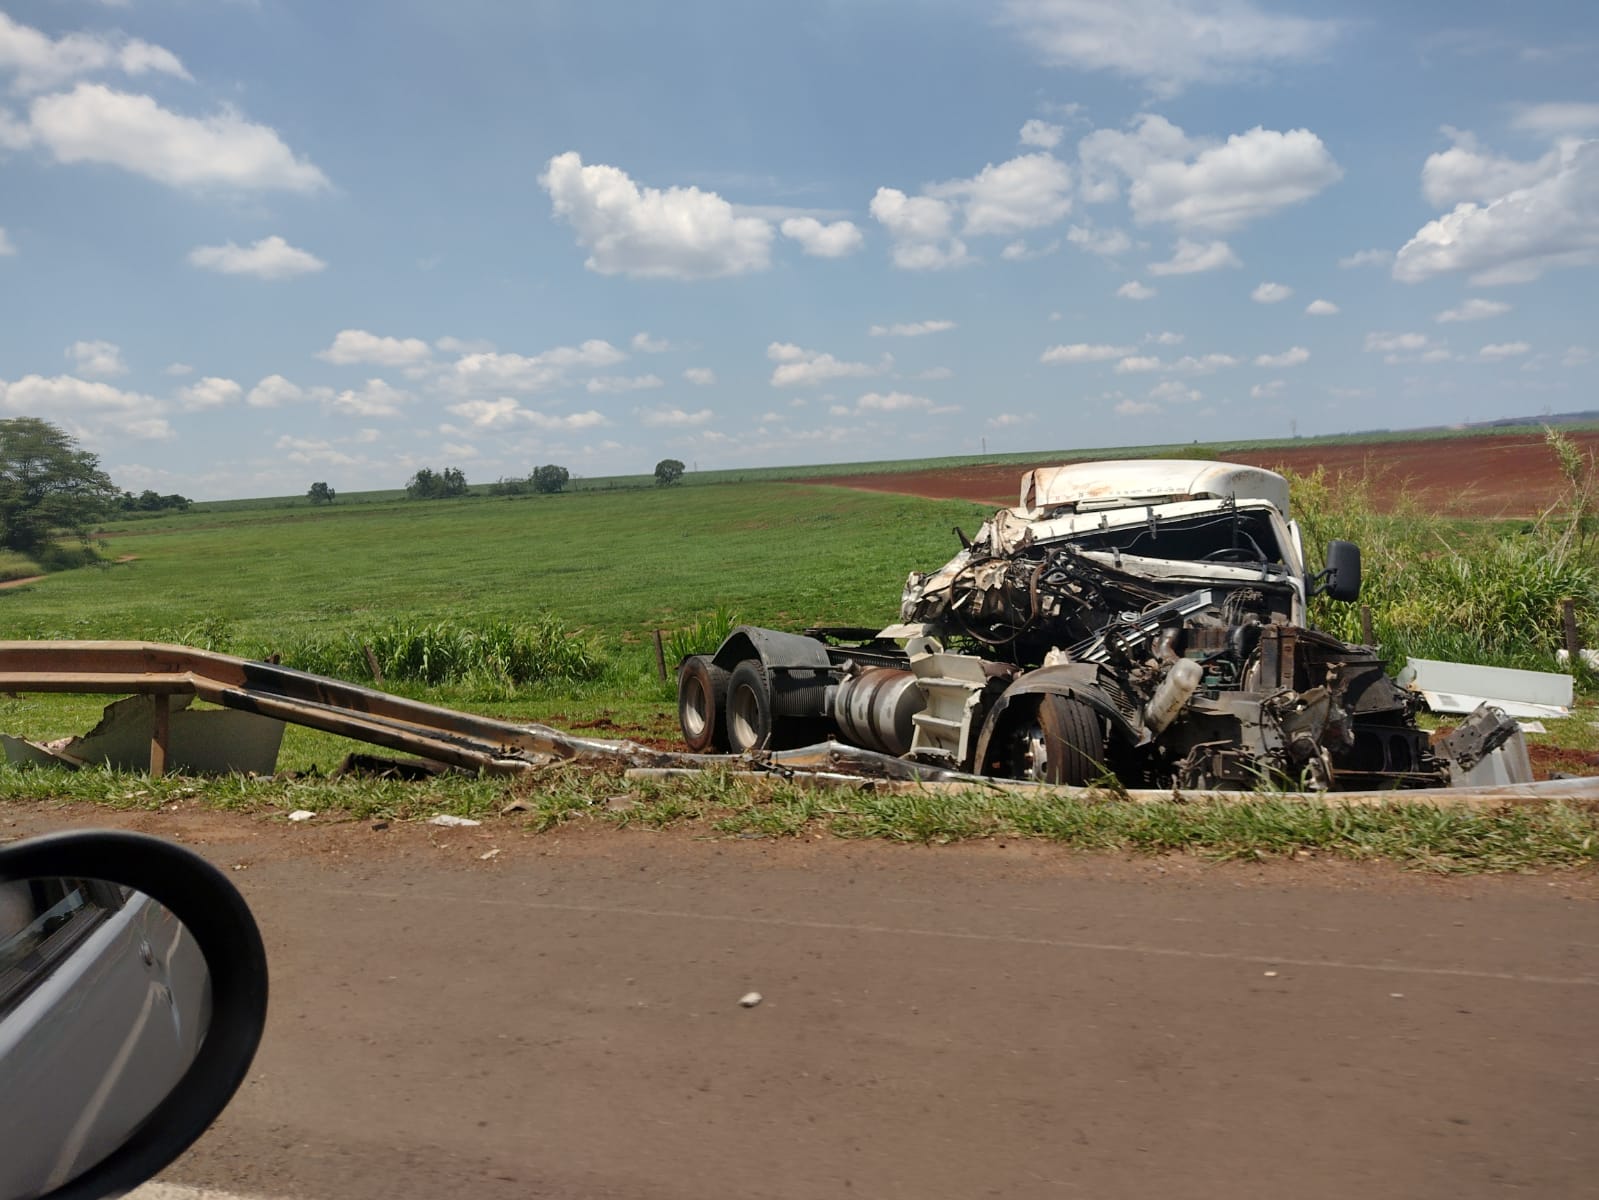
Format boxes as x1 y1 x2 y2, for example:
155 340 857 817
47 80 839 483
584 374 664 394
188 235 325 280
1251 281 1292 303
682 367 716 385
1117 279 1157 299
319 330 432 367
274 435 359 468
163 362 193 377
1305 298 1339 315
869 319 956 337
639 406 715 427
247 375 307 408
1251 379 1286 399
779 216 864 258
1254 346 1309 367
0 12 189 95
1149 379 1202 404
0 373 160 424
1114 397 1161 416
1148 237 1240 275
444 398 609 432
1019 119 1064 148
1338 248 1391 268
447 340 625 393
330 379 408 418
1041 342 1135 364
1066 224 1132 255
927 152 1073 236
1146 330 1184 344
868 187 970 269
767 342 887 388
1436 298 1511 322
1420 128 1564 208
1002 0 1343 95
540 151 773 279
22 84 328 192
66 339 126 377
1395 140 1599 285
1479 341 1531 360
1080 114 1341 231
177 376 242 411
1364 331 1451 364
1114 355 1162 373
630 332 671 353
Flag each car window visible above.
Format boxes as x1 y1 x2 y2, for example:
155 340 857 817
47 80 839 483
0 879 120 1015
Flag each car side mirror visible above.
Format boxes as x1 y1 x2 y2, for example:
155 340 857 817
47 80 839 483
0 831 268 1200
1318 539 1362 603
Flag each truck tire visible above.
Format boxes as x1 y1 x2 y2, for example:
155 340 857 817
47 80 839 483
677 655 731 752
1039 694 1104 786
726 660 774 753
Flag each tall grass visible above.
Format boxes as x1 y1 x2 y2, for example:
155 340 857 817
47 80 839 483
661 605 740 667
1290 433 1599 673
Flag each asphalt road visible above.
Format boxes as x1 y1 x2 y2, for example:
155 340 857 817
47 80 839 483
14 808 1598 1200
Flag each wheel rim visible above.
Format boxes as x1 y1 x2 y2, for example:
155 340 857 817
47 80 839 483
681 675 709 740
728 682 762 750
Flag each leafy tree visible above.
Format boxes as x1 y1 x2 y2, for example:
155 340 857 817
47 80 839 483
654 458 686 487
487 476 530 496
406 467 469 499
0 417 120 555
532 464 570 494
307 481 336 505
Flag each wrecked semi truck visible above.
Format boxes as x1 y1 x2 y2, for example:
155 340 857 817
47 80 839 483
677 459 1469 792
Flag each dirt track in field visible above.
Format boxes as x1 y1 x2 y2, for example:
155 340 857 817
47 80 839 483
813 432 1599 518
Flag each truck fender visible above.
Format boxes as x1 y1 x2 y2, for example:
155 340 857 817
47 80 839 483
711 625 834 673
971 664 1145 773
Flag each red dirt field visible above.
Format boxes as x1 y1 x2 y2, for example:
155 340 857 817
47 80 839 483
812 431 1599 518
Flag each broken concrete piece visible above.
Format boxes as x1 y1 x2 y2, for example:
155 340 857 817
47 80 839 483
2 694 285 775
427 814 481 827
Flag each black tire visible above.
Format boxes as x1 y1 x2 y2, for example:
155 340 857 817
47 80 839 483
726 659 774 753
1038 694 1105 786
677 655 731 752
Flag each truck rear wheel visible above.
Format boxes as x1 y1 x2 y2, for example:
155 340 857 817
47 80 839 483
677 655 731 752
1038 695 1104 786
726 660 774 753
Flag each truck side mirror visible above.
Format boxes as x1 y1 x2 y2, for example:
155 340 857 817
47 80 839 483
1320 539 1362 602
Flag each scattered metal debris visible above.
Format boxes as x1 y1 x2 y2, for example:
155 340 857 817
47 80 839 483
1398 657 1573 720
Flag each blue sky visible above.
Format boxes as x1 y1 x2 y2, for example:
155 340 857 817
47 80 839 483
1 0 1596 500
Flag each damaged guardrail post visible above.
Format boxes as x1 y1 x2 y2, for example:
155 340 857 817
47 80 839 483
149 694 170 778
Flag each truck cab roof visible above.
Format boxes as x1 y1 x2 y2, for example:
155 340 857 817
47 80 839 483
1017 459 1291 520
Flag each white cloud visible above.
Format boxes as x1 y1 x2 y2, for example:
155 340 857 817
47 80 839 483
66 339 125 377
1512 103 1599 135
988 412 1030 428
639 406 715 427
445 398 609 432
1436 298 1511 322
1149 379 1201 403
585 374 664 394
247 375 306 408
1561 346 1592 367
1019 119 1064 148
928 152 1074 236
1081 115 1341 231
1146 330 1184 344
1364 331 1429 354
915 366 954 381
1251 379 1286 399
1421 128 1563 208
1114 397 1161 416
320 329 432 367
1041 342 1135 364
1066 224 1132 255
187 235 325 280
1002 0 1343 95
1254 346 1309 367
1479 341 1531 360
24 84 328 192
855 391 940 413
0 12 189 95
0 227 13 256
1001 238 1061 260
1304 298 1339 315
1167 353 1239 374
1338 248 1391 268
273 435 358 468
1148 237 1240 275
682 367 716 385
1395 139 1599 285
779 216 864 258
0 373 160 423
1114 355 1162 373
540 151 773 279
330 379 408 418
1251 281 1292 303
767 342 887 387
447 340 626 393
869 319 956 338
630 332 671 353
868 187 970 269
163 362 193 377
1117 279 1156 299
177 376 242 411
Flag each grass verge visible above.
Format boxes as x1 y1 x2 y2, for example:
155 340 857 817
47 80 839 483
4 762 1594 874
